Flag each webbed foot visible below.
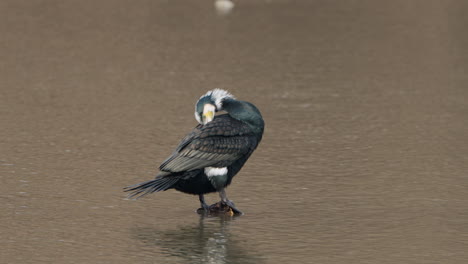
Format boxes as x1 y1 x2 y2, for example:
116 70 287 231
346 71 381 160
196 201 243 216
226 201 242 215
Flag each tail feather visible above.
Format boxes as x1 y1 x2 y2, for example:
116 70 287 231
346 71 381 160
124 177 178 199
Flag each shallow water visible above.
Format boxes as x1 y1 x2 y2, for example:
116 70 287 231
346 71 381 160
1 1 468 263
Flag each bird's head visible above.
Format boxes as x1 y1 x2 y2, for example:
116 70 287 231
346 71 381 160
195 88 235 125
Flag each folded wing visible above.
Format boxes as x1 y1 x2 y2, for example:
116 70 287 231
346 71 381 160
159 114 255 173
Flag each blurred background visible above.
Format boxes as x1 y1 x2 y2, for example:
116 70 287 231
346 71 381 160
1 0 467 263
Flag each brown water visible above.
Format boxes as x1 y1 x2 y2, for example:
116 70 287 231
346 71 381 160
1 1 468 263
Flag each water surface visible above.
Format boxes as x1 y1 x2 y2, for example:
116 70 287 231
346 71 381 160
1 1 468 263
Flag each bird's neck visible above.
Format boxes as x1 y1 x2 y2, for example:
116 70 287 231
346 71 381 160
222 99 264 137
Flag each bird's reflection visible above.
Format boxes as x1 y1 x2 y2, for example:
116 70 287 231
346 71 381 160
132 215 262 264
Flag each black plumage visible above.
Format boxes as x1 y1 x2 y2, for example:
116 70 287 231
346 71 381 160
125 89 264 214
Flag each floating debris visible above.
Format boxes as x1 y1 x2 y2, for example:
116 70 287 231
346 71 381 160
215 0 234 16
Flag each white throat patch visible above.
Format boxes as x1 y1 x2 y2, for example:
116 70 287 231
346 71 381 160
202 104 216 124
204 167 228 177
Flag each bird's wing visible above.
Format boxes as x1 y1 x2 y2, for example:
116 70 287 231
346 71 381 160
159 115 255 173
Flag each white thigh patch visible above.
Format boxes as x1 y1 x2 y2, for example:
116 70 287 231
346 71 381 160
204 167 228 177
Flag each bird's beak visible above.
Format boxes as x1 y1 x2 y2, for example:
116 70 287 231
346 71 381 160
202 104 216 125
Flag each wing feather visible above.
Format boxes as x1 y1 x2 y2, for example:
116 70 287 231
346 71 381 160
159 115 255 173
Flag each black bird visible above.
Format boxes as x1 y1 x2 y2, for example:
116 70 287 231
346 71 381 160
125 89 264 214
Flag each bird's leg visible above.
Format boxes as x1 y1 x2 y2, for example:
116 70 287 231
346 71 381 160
199 194 210 211
219 189 243 215
219 189 234 205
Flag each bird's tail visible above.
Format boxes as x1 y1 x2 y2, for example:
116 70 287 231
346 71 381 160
124 177 179 199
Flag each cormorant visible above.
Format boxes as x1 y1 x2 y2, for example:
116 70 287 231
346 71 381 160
124 89 264 214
